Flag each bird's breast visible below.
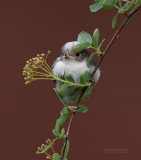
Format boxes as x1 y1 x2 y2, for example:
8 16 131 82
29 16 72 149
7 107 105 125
53 59 92 82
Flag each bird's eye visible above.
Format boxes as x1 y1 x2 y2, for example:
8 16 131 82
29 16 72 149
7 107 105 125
76 53 80 57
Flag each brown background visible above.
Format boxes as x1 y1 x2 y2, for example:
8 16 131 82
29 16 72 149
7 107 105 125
0 0 141 160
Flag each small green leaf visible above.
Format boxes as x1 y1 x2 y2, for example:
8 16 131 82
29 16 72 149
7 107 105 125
61 140 69 158
71 87 84 102
74 42 91 51
42 138 58 153
103 0 117 9
55 119 61 133
90 0 104 12
60 107 70 116
53 129 60 137
58 83 69 94
57 114 69 127
77 31 92 44
119 0 122 7
82 85 93 100
126 14 134 24
54 88 68 107
124 0 135 11
98 39 105 50
80 71 89 84
78 105 88 114
87 52 96 67
112 12 119 28
66 75 75 83
122 2 130 11
64 140 69 158
93 28 99 49
136 0 141 5
60 128 65 138
53 153 61 160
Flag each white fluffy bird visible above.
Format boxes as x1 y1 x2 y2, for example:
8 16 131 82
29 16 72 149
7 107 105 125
53 41 100 105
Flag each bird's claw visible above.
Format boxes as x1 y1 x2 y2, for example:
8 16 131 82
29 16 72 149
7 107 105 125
89 77 95 86
68 106 78 113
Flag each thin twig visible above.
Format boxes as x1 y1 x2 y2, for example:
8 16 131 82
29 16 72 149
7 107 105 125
61 113 75 160
61 4 141 160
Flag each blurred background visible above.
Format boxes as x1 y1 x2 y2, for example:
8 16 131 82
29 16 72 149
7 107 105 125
0 0 141 160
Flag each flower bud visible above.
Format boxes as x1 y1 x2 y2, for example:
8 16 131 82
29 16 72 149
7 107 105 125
25 81 30 85
32 65 37 69
36 151 40 154
41 53 45 57
48 50 51 54
32 58 36 61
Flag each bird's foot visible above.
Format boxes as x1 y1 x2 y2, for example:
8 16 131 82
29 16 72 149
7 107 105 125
89 77 95 86
68 106 78 113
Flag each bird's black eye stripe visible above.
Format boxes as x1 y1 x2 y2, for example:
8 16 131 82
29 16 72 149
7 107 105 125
76 52 80 57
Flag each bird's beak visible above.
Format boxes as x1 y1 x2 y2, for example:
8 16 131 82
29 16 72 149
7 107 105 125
62 54 75 60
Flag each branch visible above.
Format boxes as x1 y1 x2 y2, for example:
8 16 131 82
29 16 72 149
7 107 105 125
61 112 75 160
61 4 141 160
77 4 141 105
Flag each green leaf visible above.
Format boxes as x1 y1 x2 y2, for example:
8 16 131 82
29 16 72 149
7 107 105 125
53 153 61 160
119 0 122 7
87 52 96 67
53 129 60 137
54 88 68 107
64 140 69 158
78 105 88 114
60 128 65 138
42 138 58 153
112 12 119 28
136 0 141 5
126 14 134 24
55 119 61 134
60 107 70 116
77 31 92 44
66 75 75 83
74 42 91 51
57 114 69 128
90 0 104 12
61 140 69 158
122 2 130 11
103 0 117 9
71 87 84 102
124 0 135 11
98 39 105 50
82 85 93 100
93 28 99 49
58 83 69 94
80 71 89 84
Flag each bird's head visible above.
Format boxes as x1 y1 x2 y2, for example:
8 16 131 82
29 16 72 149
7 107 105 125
61 41 90 62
